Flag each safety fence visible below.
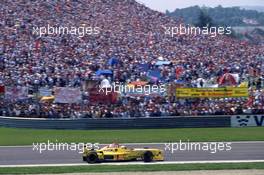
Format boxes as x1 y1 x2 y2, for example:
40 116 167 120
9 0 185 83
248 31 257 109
0 115 263 129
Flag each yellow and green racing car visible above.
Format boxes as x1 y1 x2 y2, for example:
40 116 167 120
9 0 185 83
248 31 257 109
83 143 164 163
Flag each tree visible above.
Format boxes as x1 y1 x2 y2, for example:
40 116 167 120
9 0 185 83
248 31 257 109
196 10 213 28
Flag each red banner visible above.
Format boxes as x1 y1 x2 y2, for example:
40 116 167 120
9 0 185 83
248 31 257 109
89 88 118 104
0 86 4 94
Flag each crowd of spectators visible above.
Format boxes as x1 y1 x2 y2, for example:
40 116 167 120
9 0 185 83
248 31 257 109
0 0 264 118
1 89 264 118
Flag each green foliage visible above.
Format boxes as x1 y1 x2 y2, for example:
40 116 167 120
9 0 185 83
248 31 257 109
1 127 264 146
1 163 264 174
167 5 264 27
196 10 213 28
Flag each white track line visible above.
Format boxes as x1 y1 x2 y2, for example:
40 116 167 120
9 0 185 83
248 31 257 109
1 141 264 148
1 160 264 168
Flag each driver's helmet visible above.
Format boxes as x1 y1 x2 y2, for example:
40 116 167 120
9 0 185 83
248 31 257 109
120 145 127 149
109 142 119 148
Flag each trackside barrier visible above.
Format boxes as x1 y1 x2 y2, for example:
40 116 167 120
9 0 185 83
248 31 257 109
0 116 230 129
1 115 263 129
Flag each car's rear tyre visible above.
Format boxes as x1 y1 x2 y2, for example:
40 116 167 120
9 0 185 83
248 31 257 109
143 151 153 162
82 156 86 161
86 152 99 164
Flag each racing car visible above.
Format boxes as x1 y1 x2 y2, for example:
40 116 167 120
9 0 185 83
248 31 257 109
82 143 164 163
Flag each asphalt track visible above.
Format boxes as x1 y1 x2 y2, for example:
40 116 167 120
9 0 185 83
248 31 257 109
0 142 264 167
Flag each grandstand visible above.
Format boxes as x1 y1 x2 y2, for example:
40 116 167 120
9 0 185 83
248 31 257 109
0 0 264 118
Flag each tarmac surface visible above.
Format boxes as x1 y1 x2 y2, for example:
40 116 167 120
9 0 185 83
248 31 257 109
0 142 264 166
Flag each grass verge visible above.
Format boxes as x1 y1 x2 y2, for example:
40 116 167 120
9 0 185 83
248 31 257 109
1 127 264 146
0 163 264 174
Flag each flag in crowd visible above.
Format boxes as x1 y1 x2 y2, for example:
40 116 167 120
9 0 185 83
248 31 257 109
54 87 82 104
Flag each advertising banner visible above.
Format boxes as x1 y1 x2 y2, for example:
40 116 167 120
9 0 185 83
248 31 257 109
176 87 248 98
231 115 264 127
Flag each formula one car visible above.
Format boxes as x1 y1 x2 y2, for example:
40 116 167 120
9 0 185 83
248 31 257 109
82 143 164 163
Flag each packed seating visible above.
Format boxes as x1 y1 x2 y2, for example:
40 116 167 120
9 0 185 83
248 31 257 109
0 0 263 118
